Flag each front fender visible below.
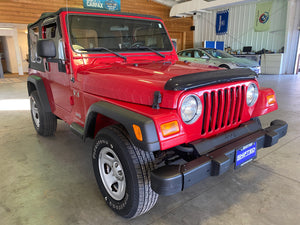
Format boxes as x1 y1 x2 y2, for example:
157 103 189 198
27 75 52 112
84 101 160 152
252 87 278 117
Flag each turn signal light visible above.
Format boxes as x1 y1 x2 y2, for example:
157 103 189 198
160 121 179 137
133 124 143 141
267 94 276 105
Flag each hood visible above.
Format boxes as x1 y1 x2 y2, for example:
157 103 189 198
78 61 220 109
221 57 259 67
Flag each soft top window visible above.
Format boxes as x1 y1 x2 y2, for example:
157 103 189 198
68 15 173 53
29 26 42 64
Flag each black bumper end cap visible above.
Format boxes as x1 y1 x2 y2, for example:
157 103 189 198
151 165 182 196
264 120 288 147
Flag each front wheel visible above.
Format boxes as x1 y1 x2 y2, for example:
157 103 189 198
30 90 57 136
92 125 158 218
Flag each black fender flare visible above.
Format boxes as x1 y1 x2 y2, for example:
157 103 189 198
84 101 160 152
27 75 52 112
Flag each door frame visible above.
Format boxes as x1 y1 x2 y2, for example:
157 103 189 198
0 25 23 75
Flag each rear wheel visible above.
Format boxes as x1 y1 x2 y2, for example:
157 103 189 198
92 125 158 218
219 64 230 69
30 90 57 136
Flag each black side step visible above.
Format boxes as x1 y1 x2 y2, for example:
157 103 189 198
70 122 84 139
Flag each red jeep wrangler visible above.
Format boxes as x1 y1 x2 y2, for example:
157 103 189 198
27 8 287 218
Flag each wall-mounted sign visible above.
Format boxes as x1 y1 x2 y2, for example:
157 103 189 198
204 41 225 51
254 1 272 32
216 10 229 35
83 0 121 11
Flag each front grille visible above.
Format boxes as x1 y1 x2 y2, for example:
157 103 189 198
201 85 246 135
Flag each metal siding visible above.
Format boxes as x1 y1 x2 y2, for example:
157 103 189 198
194 0 287 52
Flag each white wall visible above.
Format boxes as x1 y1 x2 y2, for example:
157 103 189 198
18 31 29 73
0 23 26 75
281 0 300 74
194 0 288 53
2 36 18 73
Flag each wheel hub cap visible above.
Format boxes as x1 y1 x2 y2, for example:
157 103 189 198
98 147 126 201
31 97 40 128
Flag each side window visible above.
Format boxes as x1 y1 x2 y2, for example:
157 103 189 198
43 23 57 39
182 50 193 57
194 51 200 58
200 50 208 58
195 50 207 58
58 40 65 60
29 26 42 64
42 22 65 60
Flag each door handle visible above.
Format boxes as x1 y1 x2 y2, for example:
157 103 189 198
45 62 49 71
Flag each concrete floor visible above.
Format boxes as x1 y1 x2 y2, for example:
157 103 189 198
0 75 299 225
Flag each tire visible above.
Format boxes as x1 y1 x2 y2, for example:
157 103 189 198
92 125 158 218
30 90 57 136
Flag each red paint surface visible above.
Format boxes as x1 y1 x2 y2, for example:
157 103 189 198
29 10 278 150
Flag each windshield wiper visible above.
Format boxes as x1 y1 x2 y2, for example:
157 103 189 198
133 46 165 59
79 47 127 62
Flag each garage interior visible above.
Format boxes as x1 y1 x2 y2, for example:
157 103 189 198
0 0 300 224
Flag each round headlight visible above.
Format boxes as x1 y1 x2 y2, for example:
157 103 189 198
247 83 259 106
181 95 202 124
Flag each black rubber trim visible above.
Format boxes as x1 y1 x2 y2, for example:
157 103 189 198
151 119 288 196
29 7 162 28
84 101 160 152
46 58 67 73
191 118 262 155
56 16 62 38
164 68 257 91
27 75 52 112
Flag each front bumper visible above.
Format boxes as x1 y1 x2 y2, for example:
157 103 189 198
151 119 287 196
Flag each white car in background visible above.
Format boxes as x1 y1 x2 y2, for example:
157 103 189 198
178 48 261 74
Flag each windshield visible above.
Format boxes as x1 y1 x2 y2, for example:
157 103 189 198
68 15 173 53
204 49 234 59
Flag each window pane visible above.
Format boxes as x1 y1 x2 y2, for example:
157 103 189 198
44 24 56 39
29 27 41 63
68 15 173 52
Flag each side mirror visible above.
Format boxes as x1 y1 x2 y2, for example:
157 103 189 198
201 55 209 60
37 39 56 58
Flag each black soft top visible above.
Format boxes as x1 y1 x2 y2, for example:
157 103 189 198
29 7 162 27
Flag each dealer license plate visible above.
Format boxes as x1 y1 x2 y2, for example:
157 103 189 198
235 142 257 169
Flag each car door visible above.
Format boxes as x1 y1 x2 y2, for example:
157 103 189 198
42 19 73 114
193 50 212 65
178 50 194 62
